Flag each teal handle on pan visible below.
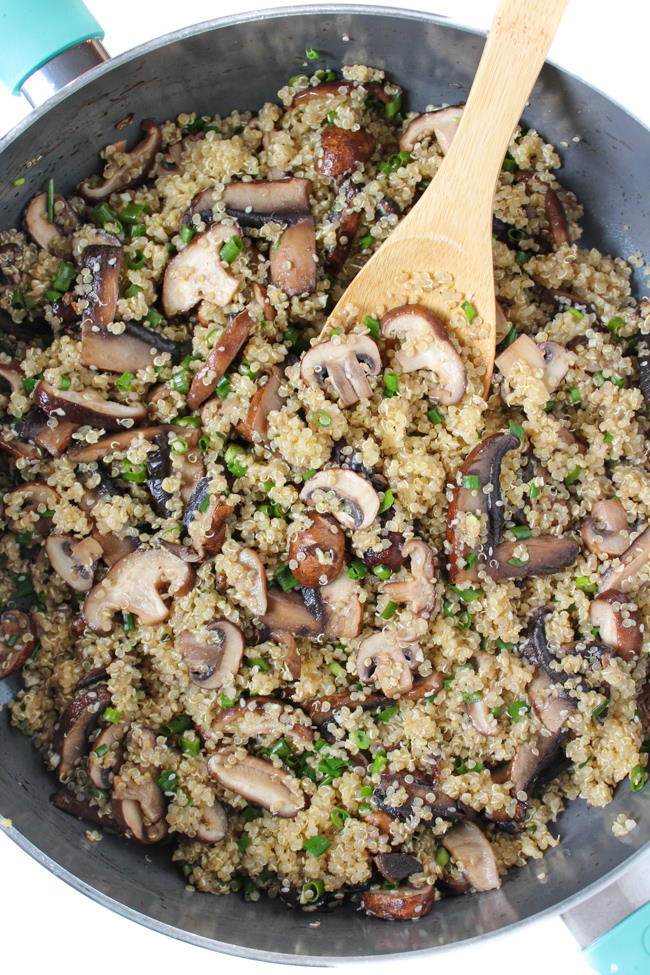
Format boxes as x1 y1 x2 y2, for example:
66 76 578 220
583 902 650 974
0 0 103 94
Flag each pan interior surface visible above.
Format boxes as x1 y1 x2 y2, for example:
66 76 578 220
1 6 649 962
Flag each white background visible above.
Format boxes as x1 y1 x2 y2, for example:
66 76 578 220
0 2 648 973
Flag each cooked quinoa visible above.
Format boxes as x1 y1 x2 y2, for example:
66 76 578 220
0 64 649 921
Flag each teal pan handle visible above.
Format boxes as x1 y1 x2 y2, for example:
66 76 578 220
0 0 104 94
583 903 650 974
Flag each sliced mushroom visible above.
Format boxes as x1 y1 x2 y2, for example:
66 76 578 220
300 468 379 531
146 429 205 518
50 788 119 830
270 218 317 297
261 589 322 637
590 590 643 661
363 531 405 570
316 125 375 179
223 177 312 226
380 305 467 405
527 667 576 734
0 610 36 680
195 802 228 843
87 721 127 789
82 319 187 374
374 853 423 884
112 772 167 844
233 378 279 449
301 334 381 407
253 282 276 323
382 539 436 617
373 770 464 822
187 309 254 410
79 120 162 201
496 333 571 394
489 536 580 580
180 619 244 689
24 192 79 255
180 186 220 234
182 480 234 558
270 628 301 680
291 80 358 107
600 526 650 593
362 885 435 921
162 223 242 317
317 570 363 638
0 359 24 392
357 633 421 699
399 105 464 155
237 547 268 617
0 430 41 460
446 432 519 582
466 699 499 736
207 750 304 817
15 409 78 457
34 380 146 431
79 244 123 332
212 696 313 744
581 499 629 558
4 481 58 535
67 424 173 463
545 188 570 248
441 822 501 892
83 547 195 634
45 535 103 592
288 513 345 587
53 685 112 780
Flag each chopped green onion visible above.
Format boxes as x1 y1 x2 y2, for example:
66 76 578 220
170 437 188 456
507 227 525 243
380 600 398 620
576 576 596 595
46 178 55 223
198 434 211 453
179 735 201 757
359 234 374 251
171 370 190 394
564 465 582 486
603 432 613 443
303 835 331 858
44 289 62 303
155 770 179 794
93 744 109 758
384 371 399 397
127 250 145 270
384 94 402 118
607 316 625 335
215 375 231 400
247 655 270 672
509 420 525 441
507 555 528 568
237 833 251 854
330 808 350 830
370 751 387 776
515 250 529 266
495 638 514 651
275 565 299 592
124 283 142 299
305 47 319 59
364 314 380 336
220 236 243 264
449 585 483 603
462 691 483 703
352 730 370 749
326 110 338 124
377 705 398 722
120 203 145 224
502 153 518 173
116 371 134 391
435 847 450 867
592 700 609 720
224 443 248 478
329 661 346 678
198 493 211 513
241 803 264 823
629 764 648 792
379 488 394 513
569 306 584 320
502 326 519 348
348 559 368 580
378 151 410 175
512 525 531 540
122 611 136 633
11 176 25 187
311 409 332 428
427 405 444 424
145 307 164 328
567 386 582 404
128 223 146 239
92 202 120 230
102 706 122 724
51 261 75 293
373 565 392 581
160 714 192 736
58 375 71 391
15 531 33 548
121 459 147 483
462 301 477 323
238 361 260 378
220 694 236 709
180 223 195 244
529 482 540 499
462 474 480 490
465 552 478 568
507 700 530 722
173 415 200 428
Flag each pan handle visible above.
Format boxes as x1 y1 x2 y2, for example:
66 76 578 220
0 0 108 106
581 904 650 974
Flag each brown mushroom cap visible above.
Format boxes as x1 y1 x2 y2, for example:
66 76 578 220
34 380 146 431
79 120 162 201
599 525 650 593
45 534 103 592
362 885 435 920
207 750 305 817
112 772 167 844
83 547 195 633
53 685 112 781
380 304 467 405
382 538 436 616
87 721 127 789
581 499 630 558
212 696 313 744
301 334 381 407
442 821 501 892
374 853 423 884
399 105 465 155
24 192 80 255
15 409 78 457
82 318 184 374
489 536 580 580
162 222 241 317
4 481 58 535
51 788 119 830
79 244 123 335
183 481 234 559
288 513 345 587
186 309 254 410
590 590 643 660
545 187 570 248
180 619 245 690
373 769 464 822
261 588 322 637
270 218 317 297
223 177 312 227
357 632 421 699
195 802 228 843
300 468 379 531
0 610 36 680
67 425 174 463
316 125 375 179
527 667 576 734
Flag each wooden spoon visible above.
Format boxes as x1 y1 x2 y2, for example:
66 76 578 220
325 0 569 395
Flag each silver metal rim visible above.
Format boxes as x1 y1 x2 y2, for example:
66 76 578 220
1 2 649 961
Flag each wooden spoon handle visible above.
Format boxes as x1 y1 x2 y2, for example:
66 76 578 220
418 0 569 223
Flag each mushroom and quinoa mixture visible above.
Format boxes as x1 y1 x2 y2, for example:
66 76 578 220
1 63 649 922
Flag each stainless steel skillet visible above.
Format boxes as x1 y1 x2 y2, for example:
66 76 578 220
0 3 649 969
